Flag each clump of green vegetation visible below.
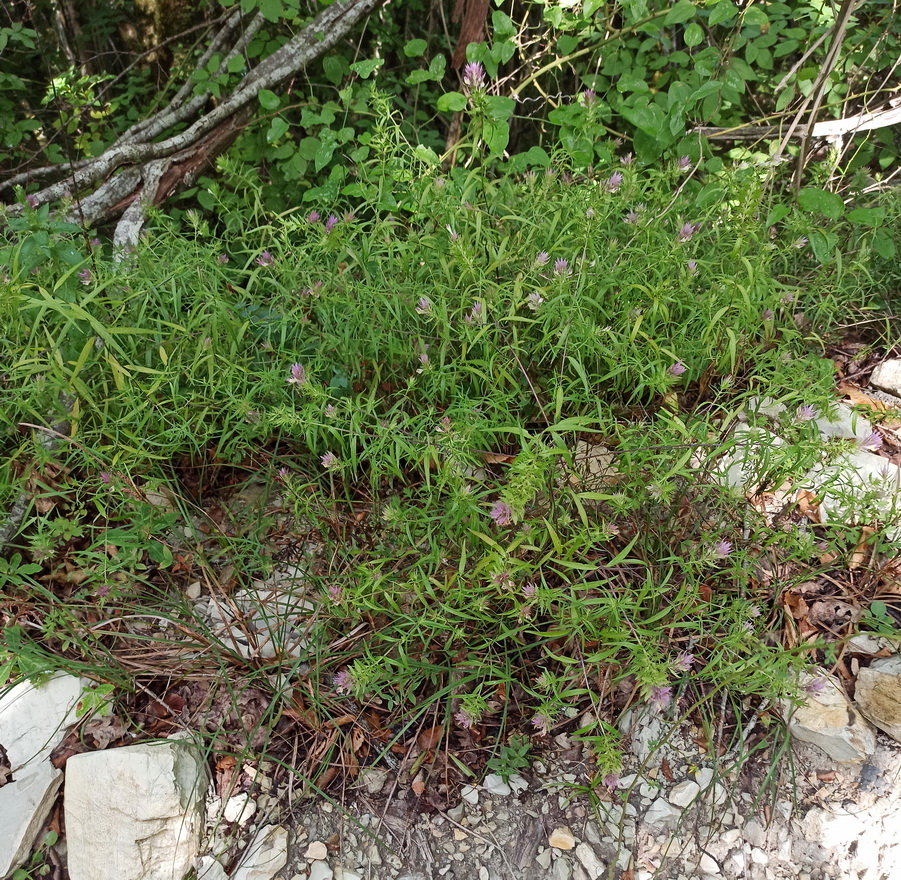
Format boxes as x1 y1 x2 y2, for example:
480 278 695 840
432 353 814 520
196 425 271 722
1 107 898 795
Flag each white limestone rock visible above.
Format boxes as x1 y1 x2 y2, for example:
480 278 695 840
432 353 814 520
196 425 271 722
643 798 682 829
853 656 901 743
813 402 873 442
482 773 512 796
869 360 901 398
785 675 875 763
799 449 901 530
668 779 701 808
713 425 786 493
232 825 289 880
0 673 85 877
575 843 605 879
65 740 208 880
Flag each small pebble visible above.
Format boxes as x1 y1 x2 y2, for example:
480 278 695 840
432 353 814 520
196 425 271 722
305 841 328 861
549 826 576 850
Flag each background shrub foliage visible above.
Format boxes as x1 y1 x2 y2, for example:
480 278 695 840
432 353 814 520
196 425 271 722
2 0 900 212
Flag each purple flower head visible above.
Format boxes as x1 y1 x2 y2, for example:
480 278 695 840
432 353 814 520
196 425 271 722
803 676 827 696
96 584 111 598
256 251 274 267
650 684 672 708
582 88 597 106
713 539 732 559
307 210 320 223
446 224 459 242
464 301 483 325
535 251 550 266
669 361 687 376
678 155 692 171
217 253 229 264
334 669 354 695
562 171 574 186
861 430 883 451
277 467 289 481
675 652 695 672
585 206 595 219
687 259 698 275
324 403 336 417
492 570 514 589
604 171 624 193
321 451 340 470
462 61 486 93
523 582 537 599
625 210 639 225
324 214 339 234
99 471 112 484
620 152 635 166
762 308 774 321
419 351 429 366
343 210 356 224
26 194 38 208
287 363 306 385
531 713 553 736
678 222 700 243
416 297 432 316
795 404 817 423
455 708 475 729
328 583 342 602
554 258 570 276
603 773 621 791
527 291 544 311
78 268 92 285
793 236 808 249
490 500 513 526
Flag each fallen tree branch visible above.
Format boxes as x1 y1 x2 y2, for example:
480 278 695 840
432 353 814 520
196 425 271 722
2 0 382 238
693 101 901 141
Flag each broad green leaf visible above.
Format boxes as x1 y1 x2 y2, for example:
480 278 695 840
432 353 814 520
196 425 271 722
350 58 383 78
742 6 768 26
492 10 517 37
847 207 885 226
404 38 427 57
808 229 839 263
429 54 446 76
407 69 438 84
557 35 579 55
484 119 510 157
664 0 697 26
765 205 791 226
437 91 467 112
709 0 738 26
684 23 704 47
798 187 844 219
322 55 345 85
584 0 604 15
266 117 289 143
873 229 897 259
258 89 280 110
484 95 515 120
258 0 284 22
227 54 245 73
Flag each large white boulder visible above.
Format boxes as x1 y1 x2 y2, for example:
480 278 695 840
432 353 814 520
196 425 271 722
853 656 901 743
0 673 85 877
868 360 901 398
786 675 875 763
65 740 208 880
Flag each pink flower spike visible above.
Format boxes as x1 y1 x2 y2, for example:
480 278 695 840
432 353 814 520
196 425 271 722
287 363 306 385
26 194 38 208
324 214 340 234
454 709 475 729
334 670 353 694
321 451 340 470
650 684 672 708
256 251 274 267
860 430 883 451
531 713 552 736
669 361 686 376
490 500 513 526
